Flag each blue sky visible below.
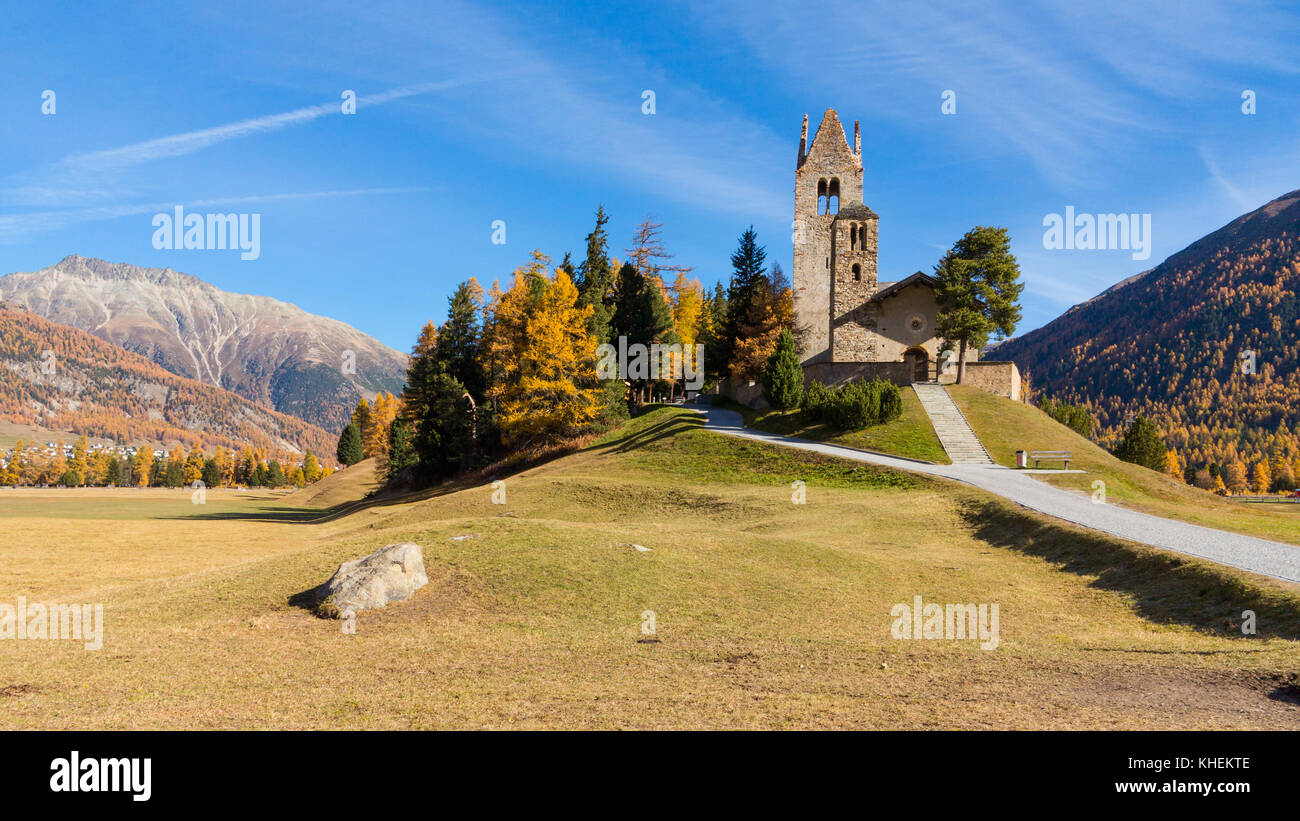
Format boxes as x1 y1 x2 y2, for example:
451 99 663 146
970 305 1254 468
1 0 1297 352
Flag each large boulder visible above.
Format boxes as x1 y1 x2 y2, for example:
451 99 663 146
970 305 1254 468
314 542 428 618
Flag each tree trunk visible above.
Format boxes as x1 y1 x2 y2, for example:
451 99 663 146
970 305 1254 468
956 338 967 384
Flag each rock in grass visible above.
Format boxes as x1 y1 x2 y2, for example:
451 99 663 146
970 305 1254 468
314 542 428 618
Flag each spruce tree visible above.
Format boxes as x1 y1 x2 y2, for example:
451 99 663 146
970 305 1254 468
762 329 804 410
385 417 417 480
576 206 616 343
1116 416 1166 471
266 460 286 488
611 262 676 403
434 281 486 400
336 423 364 466
724 227 769 376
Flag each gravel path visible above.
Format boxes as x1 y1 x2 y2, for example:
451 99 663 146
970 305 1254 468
699 404 1300 584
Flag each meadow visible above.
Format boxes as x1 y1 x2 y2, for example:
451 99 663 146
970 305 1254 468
2 408 1299 729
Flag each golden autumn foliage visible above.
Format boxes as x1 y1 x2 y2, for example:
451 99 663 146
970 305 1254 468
0 308 335 460
998 196 1300 491
485 252 601 448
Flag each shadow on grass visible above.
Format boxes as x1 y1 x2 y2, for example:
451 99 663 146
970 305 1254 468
960 498 1300 642
287 584 326 615
164 408 704 526
590 410 703 455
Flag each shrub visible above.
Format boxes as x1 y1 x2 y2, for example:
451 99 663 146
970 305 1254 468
877 381 902 422
801 381 833 417
1036 397 1095 439
800 378 902 430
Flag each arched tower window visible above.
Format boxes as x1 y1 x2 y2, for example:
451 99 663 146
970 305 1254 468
828 178 840 214
858 225 867 248
817 179 828 215
852 263 861 282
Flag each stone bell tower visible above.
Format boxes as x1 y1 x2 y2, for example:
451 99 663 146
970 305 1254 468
793 109 871 364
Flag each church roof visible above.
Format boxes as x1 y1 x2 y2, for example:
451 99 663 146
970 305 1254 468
870 271 937 302
835 202 878 220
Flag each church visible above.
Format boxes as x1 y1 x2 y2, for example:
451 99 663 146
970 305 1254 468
791 109 1017 399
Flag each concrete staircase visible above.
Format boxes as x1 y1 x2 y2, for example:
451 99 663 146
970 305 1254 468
911 383 994 465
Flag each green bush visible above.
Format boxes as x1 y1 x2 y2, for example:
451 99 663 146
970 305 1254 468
878 381 903 422
806 378 901 430
801 381 833 417
1036 397 1095 439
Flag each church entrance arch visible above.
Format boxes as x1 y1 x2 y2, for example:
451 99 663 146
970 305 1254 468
904 347 930 382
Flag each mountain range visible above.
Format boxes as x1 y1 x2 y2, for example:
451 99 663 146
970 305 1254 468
0 256 408 433
994 189 1300 473
0 306 335 457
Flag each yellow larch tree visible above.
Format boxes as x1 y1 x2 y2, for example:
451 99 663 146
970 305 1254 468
493 261 601 447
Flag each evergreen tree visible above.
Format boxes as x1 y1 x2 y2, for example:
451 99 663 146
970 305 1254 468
202 458 220 488
762 329 804 410
1116 416 1166 471
149 453 166 487
351 398 373 456
336 423 364 466
611 262 676 403
576 206 617 343
434 280 487 400
723 227 770 377
105 456 123 486
385 417 417 481
163 459 185 488
401 322 440 434
699 281 730 380
933 226 1023 383
266 460 286 488
412 372 475 478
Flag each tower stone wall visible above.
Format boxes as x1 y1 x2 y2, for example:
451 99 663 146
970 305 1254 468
831 210 879 361
793 109 862 364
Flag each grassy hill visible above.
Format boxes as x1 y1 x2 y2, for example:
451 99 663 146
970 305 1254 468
4 407 1300 729
713 387 950 464
949 384 1300 545
280 458 384 509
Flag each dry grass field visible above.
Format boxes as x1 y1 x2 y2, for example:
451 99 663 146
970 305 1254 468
2 407 1300 729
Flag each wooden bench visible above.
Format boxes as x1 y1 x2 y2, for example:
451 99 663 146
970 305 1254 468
1029 450 1072 469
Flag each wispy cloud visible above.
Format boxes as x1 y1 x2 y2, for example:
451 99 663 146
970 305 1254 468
2 77 490 211
0 188 424 244
683 0 1299 187
58 81 479 176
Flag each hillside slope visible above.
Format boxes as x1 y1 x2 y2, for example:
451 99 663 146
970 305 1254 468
280 458 383 508
948 384 1300 545
0 255 408 431
994 189 1300 473
0 306 335 456
5 407 1300 729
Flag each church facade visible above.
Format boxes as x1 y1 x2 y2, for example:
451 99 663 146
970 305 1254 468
792 109 980 387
